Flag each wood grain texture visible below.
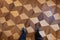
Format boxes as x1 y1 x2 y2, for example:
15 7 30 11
0 0 60 40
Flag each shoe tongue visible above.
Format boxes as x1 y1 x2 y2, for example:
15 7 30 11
22 28 26 33
37 27 40 31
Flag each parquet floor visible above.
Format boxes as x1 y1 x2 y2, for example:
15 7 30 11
0 0 60 40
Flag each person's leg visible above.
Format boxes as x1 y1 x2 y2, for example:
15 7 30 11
19 28 26 40
35 27 43 40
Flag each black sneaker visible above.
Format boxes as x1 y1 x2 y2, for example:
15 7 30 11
35 27 43 40
19 28 26 40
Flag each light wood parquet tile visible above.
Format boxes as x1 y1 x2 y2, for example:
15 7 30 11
0 0 60 40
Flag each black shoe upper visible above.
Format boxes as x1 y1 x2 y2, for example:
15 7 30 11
19 28 26 40
35 27 43 40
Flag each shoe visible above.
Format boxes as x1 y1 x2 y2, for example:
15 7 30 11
35 27 43 40
19 28 26 40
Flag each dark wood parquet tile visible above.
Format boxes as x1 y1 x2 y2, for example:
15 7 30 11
0 0 60 40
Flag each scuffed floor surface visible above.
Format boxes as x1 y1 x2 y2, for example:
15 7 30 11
0 0 60 40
